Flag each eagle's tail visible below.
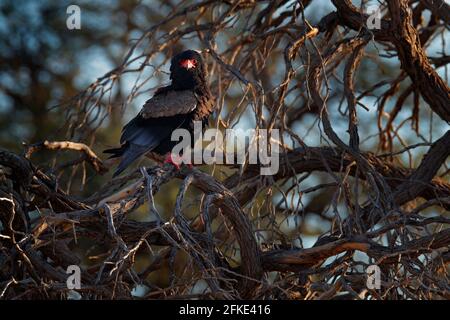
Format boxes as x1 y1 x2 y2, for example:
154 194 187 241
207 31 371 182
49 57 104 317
104 143 149 177
103 146 125 159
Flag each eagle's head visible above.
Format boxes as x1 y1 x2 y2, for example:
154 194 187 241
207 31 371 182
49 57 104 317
170 50 207 90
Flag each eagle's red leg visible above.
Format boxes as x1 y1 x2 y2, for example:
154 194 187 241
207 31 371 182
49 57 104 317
163 153 181 170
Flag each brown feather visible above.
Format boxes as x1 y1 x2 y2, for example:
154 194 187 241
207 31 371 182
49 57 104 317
193 89 215 120
140 90 197 118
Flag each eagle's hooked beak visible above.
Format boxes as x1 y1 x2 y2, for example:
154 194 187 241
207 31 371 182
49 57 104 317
180 59 197 70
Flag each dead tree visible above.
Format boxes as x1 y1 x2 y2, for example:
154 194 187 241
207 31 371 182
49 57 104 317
0 0 449 299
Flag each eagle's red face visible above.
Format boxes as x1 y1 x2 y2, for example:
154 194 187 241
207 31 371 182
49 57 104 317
179 58 197 70
170 50 204 88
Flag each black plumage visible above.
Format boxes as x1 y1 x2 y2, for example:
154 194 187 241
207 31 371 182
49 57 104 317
104 50 214 177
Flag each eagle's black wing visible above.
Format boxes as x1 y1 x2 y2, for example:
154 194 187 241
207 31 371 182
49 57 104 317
104 89 197 177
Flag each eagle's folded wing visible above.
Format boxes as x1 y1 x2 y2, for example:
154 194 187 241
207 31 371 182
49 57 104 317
140 90 197 118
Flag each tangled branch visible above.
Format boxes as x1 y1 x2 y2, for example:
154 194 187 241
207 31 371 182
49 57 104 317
1 0 449 300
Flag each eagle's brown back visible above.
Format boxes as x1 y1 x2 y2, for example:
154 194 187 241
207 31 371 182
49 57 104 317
140 90 197 119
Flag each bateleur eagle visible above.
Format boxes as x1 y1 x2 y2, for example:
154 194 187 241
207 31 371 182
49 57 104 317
104 50 214 177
